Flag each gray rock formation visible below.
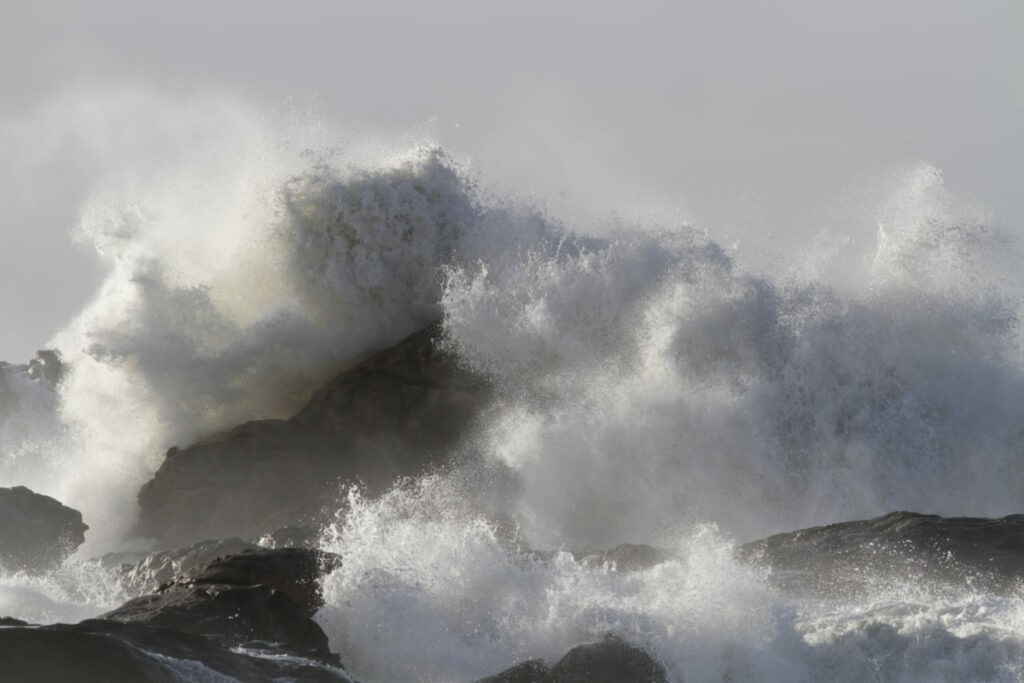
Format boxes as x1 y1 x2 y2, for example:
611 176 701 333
101 547 342 664
0 620 351 682
113 537 262 593
137 323 490 546
476 658 550 683
738 511 1024 596
0 486 87 573
476 635 668 683
1 546 349 682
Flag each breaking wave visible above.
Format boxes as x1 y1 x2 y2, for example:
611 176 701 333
2 91 1023 681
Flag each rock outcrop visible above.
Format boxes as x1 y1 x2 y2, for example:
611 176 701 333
1 546 350 682
738 511 1024 595
101 548 341 663
0 486 88 573
0 620 351 682
112 537 262 593
137 323 490 546
476 635 668 683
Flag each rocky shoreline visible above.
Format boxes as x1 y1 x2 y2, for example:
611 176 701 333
5 325 1024 681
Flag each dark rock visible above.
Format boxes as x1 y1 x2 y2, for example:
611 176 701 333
0 617 28 626
115 537 261 593
475 636 667 683
0 621 351 682
101 547 341 664
475 658 551 683
137 322 490 545
103 583 333 661
550 636 668 683
160 547 342 613
738 511 1024 596
0 624 181 683
0 486 88 573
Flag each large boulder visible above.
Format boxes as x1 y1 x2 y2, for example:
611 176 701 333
0 486 88 573
137 323 490 546
476 635 668 683
111 537 262 594
101 547 341 663
737 511 1024 596
2 547 349 681
156 547 341 613
476 659 550 683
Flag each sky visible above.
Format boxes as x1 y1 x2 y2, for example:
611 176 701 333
1 1 1022 361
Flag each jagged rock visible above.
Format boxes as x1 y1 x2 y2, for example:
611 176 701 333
475 635 667 683
113 537 261 593
159 547 341 613
101 547 342 664
104 583 333 660
477 662 541 682
0 620 350 682
550 636 668 683
737 511 1024 595
475 658 550 683
0 486 88 573
137 323 490 545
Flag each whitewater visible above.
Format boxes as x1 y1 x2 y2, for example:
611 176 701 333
3 97 1024 682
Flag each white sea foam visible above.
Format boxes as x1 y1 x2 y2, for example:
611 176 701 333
0 560 129 625
317 478 1024 682
441 161 1024 546
3 91 1024 680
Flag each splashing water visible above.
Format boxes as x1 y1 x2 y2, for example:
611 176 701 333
2 92 1024 680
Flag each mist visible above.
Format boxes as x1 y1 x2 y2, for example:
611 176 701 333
1 0 1021 361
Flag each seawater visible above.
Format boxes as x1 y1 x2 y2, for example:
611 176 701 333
2 94 1024 681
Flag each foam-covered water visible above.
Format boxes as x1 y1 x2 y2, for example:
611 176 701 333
3 93 1024 680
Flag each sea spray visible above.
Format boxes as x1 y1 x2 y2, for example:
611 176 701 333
0 560 129 625
440 164 1024 545
316 477 805 682
4 108 552 551
2 93 1024 679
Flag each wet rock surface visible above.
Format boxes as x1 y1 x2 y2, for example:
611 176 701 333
112 536 261 593
157 547 341 613
102 547 342 663
476 635 668 683
0 486 88 573
137 323 490 545
0 620 350 682
737 511 1024 595
1 545 350 681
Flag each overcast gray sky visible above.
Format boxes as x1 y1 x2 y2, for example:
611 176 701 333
1 1 1021 361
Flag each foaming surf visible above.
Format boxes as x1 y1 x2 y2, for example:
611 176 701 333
2 91 1024 680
